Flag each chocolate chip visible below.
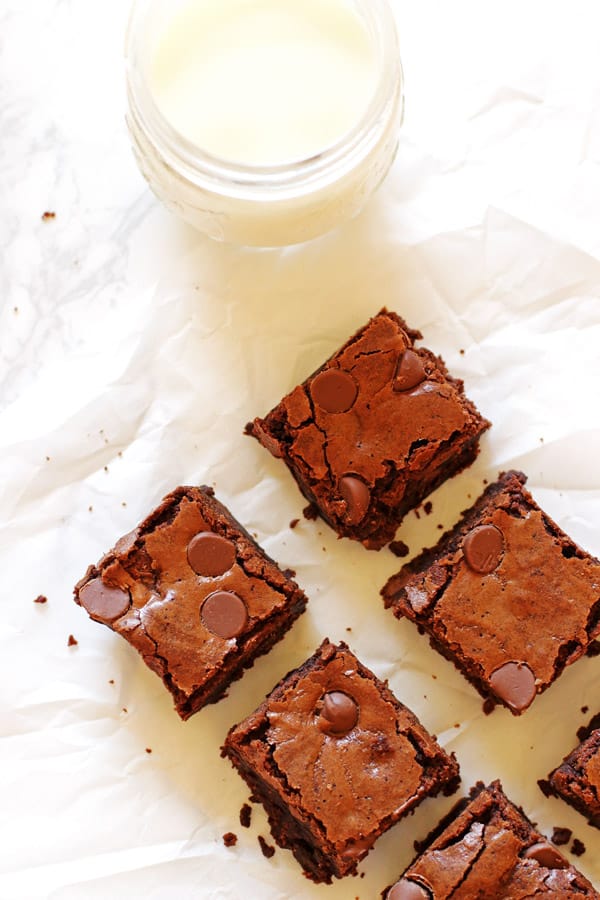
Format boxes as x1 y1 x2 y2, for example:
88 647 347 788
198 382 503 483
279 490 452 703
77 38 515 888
318 691 359 735
393 350 427 392
311 369 357 413
339 476 370 524
201 591 248 639
390 540 410 558
187 532 236 577
489 661 536 712
387 880 431 900
571 838 586 856
79 578 130 622
524 841 568 868
463 524 504 574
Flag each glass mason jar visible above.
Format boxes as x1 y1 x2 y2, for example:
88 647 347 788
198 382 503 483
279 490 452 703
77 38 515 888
125 0 404 247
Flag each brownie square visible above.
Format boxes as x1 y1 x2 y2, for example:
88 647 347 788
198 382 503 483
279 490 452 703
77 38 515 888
547 714 600 829
382 470 600 714
383 781 599 898
247 309 490 550
75 486 307 719
222 639 460 883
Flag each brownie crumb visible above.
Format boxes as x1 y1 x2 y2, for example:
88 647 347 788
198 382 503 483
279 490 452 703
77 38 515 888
551 826 572 846
302 503 319 521
145 748 152 754
414 509 421 519
586 640 600 657
258 835 275 859
346 627 352 633
108 679 115 685
389 540 410 558
122 708 128 714
243 421 254 436
67 634 78 647
289 518 300 530
571 838 585 857
41 211 56 221
239 804 252 829
282 568 296 579
34 595 48 604
437 523 444 530
223 832 238 848
537 778 553 798
424 501 433 516
459 349 465 355
482 697 496 716
581 706 589 714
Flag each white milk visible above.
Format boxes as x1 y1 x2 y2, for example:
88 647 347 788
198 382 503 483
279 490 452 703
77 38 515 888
148 0 379 166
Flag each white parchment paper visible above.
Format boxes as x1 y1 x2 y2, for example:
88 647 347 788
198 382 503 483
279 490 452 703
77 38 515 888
1 1 600 897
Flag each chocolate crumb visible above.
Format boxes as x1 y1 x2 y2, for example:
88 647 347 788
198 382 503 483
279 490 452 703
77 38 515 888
414 509 421 519
45 456 50 462
258 835 275 859
289 518 300 530
67 634 78 647
537 778 553 799
424 501 433 515
571 838 585 857
240 804 252 828
390 540 410 558
223 832 238 848
551 826 572 846
346 627 352 633
13 307 18 314
437 523 444 529
482 697 496 716
122 708 128 714
459 349 465 355
88 506 93 512
108 679 115 685
145 748 152 754
41 211 56 221
282 568 296 579
34 595 48 604
581 706 589 714
302 503 319 521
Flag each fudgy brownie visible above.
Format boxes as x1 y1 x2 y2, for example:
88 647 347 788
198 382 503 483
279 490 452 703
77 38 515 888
75 486 307 719
548 714 600 829
247 309 490 550
382 471 600 714
383 781 599 898
222 639 460 883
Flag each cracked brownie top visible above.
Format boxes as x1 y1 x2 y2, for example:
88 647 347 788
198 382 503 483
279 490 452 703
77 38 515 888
383 471 600 714
385 781 599 899
248 309 490 549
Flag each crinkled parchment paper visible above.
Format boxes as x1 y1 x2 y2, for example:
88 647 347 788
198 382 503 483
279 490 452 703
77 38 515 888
1 1 600 897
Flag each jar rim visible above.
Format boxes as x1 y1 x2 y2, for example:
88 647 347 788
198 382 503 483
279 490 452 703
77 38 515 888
125 0 403 198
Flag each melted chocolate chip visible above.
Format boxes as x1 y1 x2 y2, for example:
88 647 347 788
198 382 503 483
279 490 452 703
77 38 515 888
339 476 370 524
393 350 427 392
201 591 248 639
489 661 536 712
311 369 357 413
187 532 236 577
463 524 504 574
524 841 568 869
318 691 359 735
79 578 130 622
387 880 430 900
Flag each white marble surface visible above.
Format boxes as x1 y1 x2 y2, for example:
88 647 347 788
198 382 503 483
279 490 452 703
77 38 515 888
2 1 600 897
